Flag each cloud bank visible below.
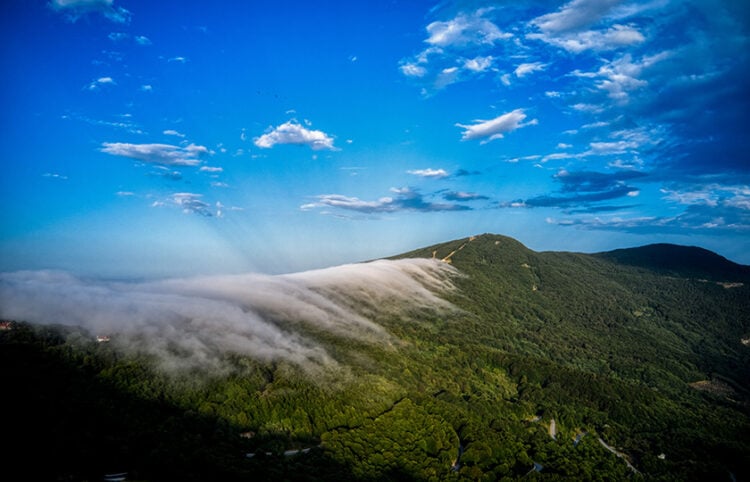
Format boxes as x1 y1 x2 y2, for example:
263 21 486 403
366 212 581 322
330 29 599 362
302 187 472 214
0 259 459 375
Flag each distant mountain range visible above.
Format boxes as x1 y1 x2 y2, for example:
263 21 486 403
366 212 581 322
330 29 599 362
2 234 749 481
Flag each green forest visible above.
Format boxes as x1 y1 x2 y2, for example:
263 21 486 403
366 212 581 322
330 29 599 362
2 234 749 481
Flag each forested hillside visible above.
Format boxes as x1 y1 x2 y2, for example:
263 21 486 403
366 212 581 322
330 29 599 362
2 234 749 481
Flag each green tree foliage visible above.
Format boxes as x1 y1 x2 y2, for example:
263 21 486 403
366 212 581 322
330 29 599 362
2 234 749 480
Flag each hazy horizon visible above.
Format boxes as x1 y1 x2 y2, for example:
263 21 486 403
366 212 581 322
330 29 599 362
2 0 749 278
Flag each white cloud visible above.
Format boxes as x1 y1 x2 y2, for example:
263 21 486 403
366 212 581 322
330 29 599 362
254 120 336 151
303 187 470 214
200 166 223 173
50 0 131 23
101 142 209 166
0 260 457 373
170 192 215 216
43 172 68 180
529 1 645 53
398 11 504 91
140 84 153 92
571 102 605 113
407 168 449 179
400 63 427 77
426 9 511 47
63 113 144 135
557 143 573 149
115 191 134 196
531 0 622 34
435 66 460 89
302 194 394 213
582 121 609 129
588 140 639 154
529 24 644 53
542 152 576 162
463 56 493 72
163 129 185 138
592 52 670 101
662 185 750 209
608 157 644 169
500 73 512 86
87 76 115 90
456 109 536 143
514 62 546 78
168 56 188 63
108 32 128 42
135 35 151 45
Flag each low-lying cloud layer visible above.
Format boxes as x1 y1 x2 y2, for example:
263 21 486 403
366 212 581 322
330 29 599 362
0 259 459 374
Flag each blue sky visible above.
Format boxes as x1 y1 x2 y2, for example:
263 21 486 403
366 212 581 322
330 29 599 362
1 0 749 277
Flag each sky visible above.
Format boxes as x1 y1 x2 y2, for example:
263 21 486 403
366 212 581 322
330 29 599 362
1 0 749 278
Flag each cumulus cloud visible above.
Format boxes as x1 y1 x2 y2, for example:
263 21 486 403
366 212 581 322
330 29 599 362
407 168 449 179
529 0 644 53
456 109 536 143
463 56 494 72
571 51 669 102
426 9 511 47
163 129 185 138
50 0 131 23
0 259 460 374
531 0 622 34
399 10 509 92
86 76 116 90
535 23 644 53
254 120 336 151
101 142 209 166
199 166 223 173
400 63 427 77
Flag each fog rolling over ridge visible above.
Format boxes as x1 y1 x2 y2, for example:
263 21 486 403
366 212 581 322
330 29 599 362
0 259 459 374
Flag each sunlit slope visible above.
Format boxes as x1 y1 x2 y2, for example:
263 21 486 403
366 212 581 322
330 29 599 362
395 233 750 391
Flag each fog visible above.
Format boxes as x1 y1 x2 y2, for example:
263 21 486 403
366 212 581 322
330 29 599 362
0 259 460 374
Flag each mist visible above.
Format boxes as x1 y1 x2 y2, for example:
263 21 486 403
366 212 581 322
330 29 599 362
0 259 460 374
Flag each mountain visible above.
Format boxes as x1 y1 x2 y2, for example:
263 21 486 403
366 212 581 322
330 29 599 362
2 234 749 481
595 243 750 282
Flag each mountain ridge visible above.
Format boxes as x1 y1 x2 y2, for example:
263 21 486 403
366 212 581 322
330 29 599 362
3 232 750 481
395 232 749 282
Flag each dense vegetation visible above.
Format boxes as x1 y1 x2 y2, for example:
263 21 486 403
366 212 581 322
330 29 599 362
2 234 749 481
